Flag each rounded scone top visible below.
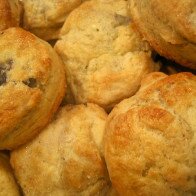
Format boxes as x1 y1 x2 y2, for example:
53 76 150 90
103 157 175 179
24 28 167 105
22 0 82 40
105 72 196 195
129 0 196 69
0 0 22 30
11 104 112 196
0 153 20 196
0 27 66 150
55 0 158 111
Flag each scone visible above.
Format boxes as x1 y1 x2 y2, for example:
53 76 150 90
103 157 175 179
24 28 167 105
0 153 20 196
0 0 22 30
0 27 66 150
129 0 196 69
105 72 196 195
22 0 82 40
11 104 112 196
55 0 158 111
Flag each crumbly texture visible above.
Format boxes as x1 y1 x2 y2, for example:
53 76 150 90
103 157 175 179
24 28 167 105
22 0 82 40
0 27 66 150
11 104 112 196
105 72 196 195
129 0 196 69
0 0 22 30
55 0 158 111
0 153 20 196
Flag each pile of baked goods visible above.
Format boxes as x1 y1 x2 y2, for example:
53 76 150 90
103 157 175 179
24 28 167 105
0 0 195 195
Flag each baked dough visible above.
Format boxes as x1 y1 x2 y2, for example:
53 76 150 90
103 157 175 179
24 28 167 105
0 0 22 30
55 0 158 111
22 0 82 40
129 0 196 69
11 104 112 196
0 27 66 150
105 72 196 195
0 153 20 196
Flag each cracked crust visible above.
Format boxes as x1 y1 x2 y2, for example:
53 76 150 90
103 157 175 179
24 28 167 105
22 0 82 40
11 104 113 196
0 28 66 149
55 0 158 111
105 72 196 195
0 153 20 196
129 0 196 69
0 0 22 30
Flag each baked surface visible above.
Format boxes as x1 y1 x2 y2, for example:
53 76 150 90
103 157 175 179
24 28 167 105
22 0 82 40
105 72 196 195
0 27 66 150
11 104 112 196
0 0 22 30
129 0 196 69
55 0 158 111
0 153 20 196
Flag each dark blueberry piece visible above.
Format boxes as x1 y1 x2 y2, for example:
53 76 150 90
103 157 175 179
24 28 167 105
22 78 37 88
0 59 13 71
114 14 130 26
0 59 14 86
0 71 6 86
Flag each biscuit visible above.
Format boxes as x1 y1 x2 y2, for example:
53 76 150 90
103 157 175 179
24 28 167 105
0 153 20 196
0 27 66 150
22 0 82 40
11 104 112 196
55 0 158 111
105 72 196 195
129 0 196 69
0 0 22 30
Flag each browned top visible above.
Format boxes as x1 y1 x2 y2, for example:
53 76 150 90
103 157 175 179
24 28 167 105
55 0 158 110
0 28 66 149
11 104 112 196
105 72 196 195
129 0 196 69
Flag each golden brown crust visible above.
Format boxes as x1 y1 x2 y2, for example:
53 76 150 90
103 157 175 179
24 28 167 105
0 27 66 150
22 0 82 40
55 0 158 111
11 104 112 196
0 0 22 30
0 153 20 196
105 72 196 195
129 0 196 69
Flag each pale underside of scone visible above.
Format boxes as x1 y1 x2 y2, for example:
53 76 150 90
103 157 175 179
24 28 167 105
11 104 112 196
55 0 158 111
22 0 82 40
0 153 20 196
105 72 196 195
0 27 66 150
0 0 22 31
129 0 196 69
